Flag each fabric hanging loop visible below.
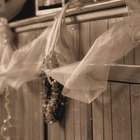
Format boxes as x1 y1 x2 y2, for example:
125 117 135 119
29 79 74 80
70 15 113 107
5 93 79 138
62 0 65 7
0 0 75 90
40 0 78 124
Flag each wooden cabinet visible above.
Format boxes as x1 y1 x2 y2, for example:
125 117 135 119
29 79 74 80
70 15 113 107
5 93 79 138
1 1 140 140
8 18 140 140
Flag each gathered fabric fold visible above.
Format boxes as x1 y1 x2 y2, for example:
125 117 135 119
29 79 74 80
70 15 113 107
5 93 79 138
0 26 52 90
0 18 15 94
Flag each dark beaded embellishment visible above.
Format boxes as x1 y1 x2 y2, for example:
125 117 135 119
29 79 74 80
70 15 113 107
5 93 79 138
40 72 65 124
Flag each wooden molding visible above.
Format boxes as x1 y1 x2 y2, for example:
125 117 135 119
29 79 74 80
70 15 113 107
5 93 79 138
109 64 140 84
9 0 127 31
